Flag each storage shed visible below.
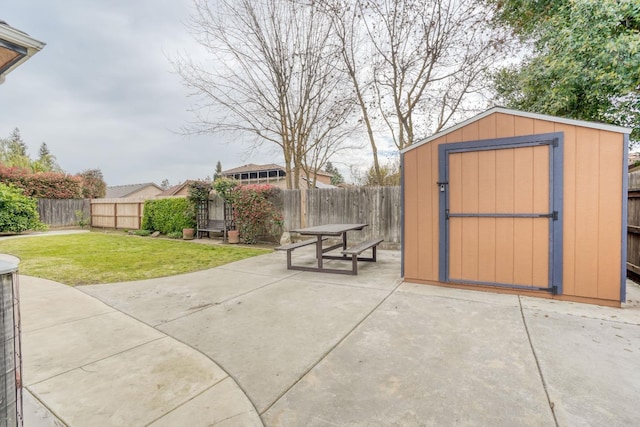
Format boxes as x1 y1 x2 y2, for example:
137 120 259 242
401 107 632 307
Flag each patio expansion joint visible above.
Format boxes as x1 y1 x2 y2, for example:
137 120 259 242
24 386 69 427
77 284 265 421
141 376 243 427
259 277 405 416
26 336 167 388
22 308 118 334
518 295 560 427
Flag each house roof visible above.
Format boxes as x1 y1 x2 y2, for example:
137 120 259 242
401 107 633 154
222 163 333 177
311 180 336 189
222 163 284 174
105 183 162 198
157 181 191 197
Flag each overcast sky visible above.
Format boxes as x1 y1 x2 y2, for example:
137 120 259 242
0 0 312 187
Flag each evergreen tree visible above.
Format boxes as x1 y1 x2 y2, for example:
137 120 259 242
214 160 223 181
35 142 60 172
325 161 344 186
0 128 31 169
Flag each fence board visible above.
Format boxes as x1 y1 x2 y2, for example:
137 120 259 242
38 188 402 248
305 187 401 248
90 199 145 230
37 199 90 228
628 172 640 280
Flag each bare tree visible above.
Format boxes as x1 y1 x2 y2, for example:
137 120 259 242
173 0 356 189
320 0 508 183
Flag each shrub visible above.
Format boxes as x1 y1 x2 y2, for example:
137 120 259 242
0 165 82 198
231 184 283 244
131 229 152 237
166 231 183 239
75 210 90 228
213 177 239 203
0 183 47 233
141 198 195 235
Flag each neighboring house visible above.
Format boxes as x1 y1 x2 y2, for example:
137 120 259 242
104 183 163 199
157 181 192 197
221 163 334 189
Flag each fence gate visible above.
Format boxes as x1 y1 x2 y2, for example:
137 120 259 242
438 133 564 294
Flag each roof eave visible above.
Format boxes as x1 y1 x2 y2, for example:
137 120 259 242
401 107 634 154
0 23 45 79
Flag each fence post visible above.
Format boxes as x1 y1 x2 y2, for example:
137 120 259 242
300 189 307 228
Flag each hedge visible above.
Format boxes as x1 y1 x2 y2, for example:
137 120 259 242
141 198 195 234
0 165 82 199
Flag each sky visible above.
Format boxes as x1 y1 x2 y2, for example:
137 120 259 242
1 0 355 187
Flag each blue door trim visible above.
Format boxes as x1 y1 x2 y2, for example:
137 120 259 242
438 132 564 294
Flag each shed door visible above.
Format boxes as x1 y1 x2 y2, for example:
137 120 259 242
438 133 563 294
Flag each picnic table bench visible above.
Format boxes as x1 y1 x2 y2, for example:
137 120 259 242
342 237 384 275
275 224 383 275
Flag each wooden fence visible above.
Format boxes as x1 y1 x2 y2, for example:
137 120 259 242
305 187 400 247
628 173 640 279
90 199 145 230
37 199 90 228
205 187 401 247
36 187 402 247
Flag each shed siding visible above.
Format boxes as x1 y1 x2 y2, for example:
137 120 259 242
403 111 625 304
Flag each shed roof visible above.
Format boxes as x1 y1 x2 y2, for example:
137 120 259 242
105 183 162 198
401 107 633 154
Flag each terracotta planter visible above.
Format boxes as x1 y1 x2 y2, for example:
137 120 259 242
228 229 239 244
182 228 195 240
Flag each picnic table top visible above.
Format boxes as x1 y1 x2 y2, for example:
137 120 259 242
292 223 368 236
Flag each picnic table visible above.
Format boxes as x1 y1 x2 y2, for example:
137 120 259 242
276 223 383 275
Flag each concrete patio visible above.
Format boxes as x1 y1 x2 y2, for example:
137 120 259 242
12 247 640 426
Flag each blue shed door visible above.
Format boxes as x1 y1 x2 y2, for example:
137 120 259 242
438 133 564 294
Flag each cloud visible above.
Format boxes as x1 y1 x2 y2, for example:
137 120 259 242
0 0 281 187
1 0 384 188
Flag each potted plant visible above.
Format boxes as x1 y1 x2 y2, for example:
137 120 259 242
182 227 195 240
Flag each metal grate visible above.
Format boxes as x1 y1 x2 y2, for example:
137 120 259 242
0 262 22 427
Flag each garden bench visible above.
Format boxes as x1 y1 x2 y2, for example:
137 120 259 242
197 219 229 239
341 238 384 275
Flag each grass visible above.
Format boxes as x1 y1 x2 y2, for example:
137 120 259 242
0 232 270 286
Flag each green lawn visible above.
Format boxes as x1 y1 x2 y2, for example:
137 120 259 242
0 232 270 286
